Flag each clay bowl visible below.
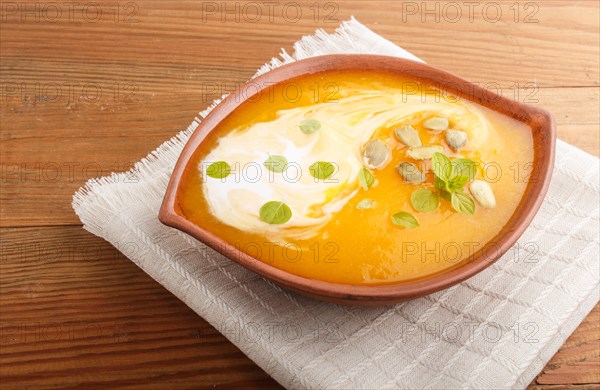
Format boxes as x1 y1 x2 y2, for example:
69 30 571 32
159 54 556 306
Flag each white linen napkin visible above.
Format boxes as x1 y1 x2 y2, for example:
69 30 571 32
73 18 599 389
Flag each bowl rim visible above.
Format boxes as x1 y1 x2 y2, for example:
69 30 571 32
159 54 556 304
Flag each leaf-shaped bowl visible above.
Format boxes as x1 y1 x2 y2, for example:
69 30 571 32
159 55 555 306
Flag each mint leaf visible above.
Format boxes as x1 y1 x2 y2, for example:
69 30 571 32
440 189 452 202
259 201 292 224
264 154 288 173
358 168 375 190
206 161 231 179
391 211 419 228
356 199 375 209
447 175 469 192
410 189 440 213
453 158 477 181
299 119 321 134
451 191 476 215
434 175 447 191
432 152 453 182
309 161 335 180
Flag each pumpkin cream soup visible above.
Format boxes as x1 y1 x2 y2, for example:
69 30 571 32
178 70 534 285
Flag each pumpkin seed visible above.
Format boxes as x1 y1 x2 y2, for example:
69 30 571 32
363 139 390 169
469 180 496 209
423 117 449 131
397 162 425 184
446 129 468 150
406 145 444 160
394 125 422 147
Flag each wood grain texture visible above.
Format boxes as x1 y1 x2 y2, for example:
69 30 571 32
0 226 279 389
1 226 597 389
1 0 598 388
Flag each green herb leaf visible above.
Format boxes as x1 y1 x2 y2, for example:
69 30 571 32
206 161 231 179
440 189 452 202
410 189 440 213
434 175 447 191
259 201 292 224
391 211 419 228
358 168 375 190
309 161 335 180
299 119 321 134
432 152 453 181
452 158 477 181
451 191 476 215
264 154 288 173
447 175 469 192
356 199 375 209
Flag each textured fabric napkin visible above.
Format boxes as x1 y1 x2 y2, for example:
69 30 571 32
73 18 599 389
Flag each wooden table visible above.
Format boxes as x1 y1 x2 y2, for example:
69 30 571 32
1 1 598 388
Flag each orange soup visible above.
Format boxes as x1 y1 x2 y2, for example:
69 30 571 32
178 70 534 285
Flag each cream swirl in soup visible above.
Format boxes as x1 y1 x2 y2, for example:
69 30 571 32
201 86 491 241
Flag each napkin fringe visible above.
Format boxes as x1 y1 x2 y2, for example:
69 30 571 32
72 120 197 231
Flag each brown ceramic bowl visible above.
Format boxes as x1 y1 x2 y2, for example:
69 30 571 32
159 54 556 306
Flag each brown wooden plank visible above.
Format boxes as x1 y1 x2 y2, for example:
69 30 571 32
529 386 600 390
0 226 281 389
532 304 600 386
0 226 597 389
1 1 598 88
